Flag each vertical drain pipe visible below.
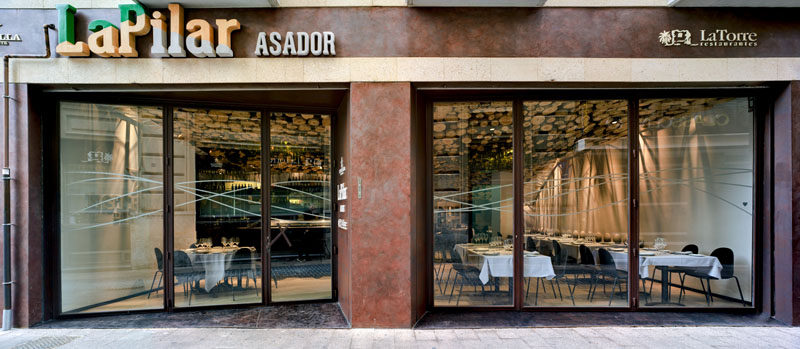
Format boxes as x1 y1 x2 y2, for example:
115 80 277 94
2 24 53 331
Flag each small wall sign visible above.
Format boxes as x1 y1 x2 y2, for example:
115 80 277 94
659 29 758 47
0 24 22 46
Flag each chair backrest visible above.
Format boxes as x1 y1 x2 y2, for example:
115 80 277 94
710 247 735 279
579 244 595 265
551 240 567 266
682 244 699 254
537 240 553 257
231 248 253 268
525 237 536 252
154 247 163 271
173 250 193 275
597 248 615 266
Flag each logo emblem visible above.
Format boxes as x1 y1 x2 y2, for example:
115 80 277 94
659 30 696 47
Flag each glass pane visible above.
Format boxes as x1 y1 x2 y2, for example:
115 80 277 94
269 112 332 302
522 100 630 307
173 107 262 307
433 101 514 306
639 97 754 307
59 102 164 313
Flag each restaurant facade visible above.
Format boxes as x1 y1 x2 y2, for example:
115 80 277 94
0 0 799 329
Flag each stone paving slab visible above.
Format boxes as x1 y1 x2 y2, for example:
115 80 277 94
1 326 799 349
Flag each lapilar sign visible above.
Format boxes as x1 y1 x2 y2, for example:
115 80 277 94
55 2 335 58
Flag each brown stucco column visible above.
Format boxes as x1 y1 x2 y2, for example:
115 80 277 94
772 81 800 325
0 84 43 328
338 82 419 328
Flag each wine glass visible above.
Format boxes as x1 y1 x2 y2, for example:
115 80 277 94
654 237 667 251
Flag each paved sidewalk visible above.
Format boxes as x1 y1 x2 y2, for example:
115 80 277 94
1 326 799 348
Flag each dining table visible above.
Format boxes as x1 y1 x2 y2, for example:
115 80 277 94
454 244 555 285
526 234 626 262
608 248 723 305
184 246 257 292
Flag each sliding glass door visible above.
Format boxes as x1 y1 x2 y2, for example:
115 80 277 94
430 94 756 310
522 100 630 308
269 112 333 302
172 107 263 308
638 98 754 308
432 101 514 307
59 102 165 314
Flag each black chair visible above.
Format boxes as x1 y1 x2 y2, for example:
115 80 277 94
679 247 746 306
525 240 564 305
541 240 590 306
525 237 536 252
446 252 486 306
434 232 456 294
578 244 599 300
147 248 164 299
174 250 199 306
593 248 628 306
228 248 258 301
537 239 553 257
649 244 699 295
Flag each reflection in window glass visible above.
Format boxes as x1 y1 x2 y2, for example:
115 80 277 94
173 108 262 307
522 100 630 307
59 102 164 313
432 101 514 306
639 98 753 307
269 112 332 302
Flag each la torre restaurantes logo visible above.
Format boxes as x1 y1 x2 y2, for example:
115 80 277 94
659 29 758 47
0 24 23 46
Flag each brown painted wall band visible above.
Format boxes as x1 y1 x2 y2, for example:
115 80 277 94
1 7 798 59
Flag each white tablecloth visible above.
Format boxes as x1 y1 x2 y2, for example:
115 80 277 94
609 251 723 279
454 244 555 284
186 247 255 292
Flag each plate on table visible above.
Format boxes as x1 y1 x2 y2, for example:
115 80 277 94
689 253 705 257
609 248 627 252
524 251 540 256
640 251 656 256
671 251 692 255
483 252 500 256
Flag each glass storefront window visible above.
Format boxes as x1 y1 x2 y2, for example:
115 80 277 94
58 101 337 312
173 107 262 307
269 112 333 302
522 100 629 307
430 95 755 310
432 101 514 306
59 102 164 314
639 98 754 307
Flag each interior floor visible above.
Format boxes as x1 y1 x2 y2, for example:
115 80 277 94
64 275 332 314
